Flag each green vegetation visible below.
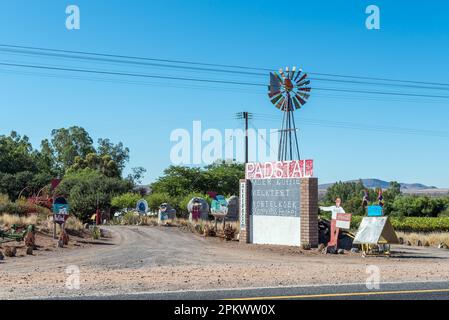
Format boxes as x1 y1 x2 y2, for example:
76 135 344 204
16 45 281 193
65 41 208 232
322 180 449 218
350 216 449 233
0 127 144 222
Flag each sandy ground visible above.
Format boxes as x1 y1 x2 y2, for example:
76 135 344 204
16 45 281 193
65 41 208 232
1 225 449 299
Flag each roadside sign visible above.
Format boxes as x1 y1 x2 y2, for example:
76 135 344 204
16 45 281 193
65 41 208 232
336 213 352 230
239 181 247 230
136 199 149 215
353 216 399 245
368 205 383 217
53 202 69 224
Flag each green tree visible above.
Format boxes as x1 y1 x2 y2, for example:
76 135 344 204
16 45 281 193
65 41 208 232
97 138 130 174
56 168 132 221
68 153 120 178
50 126 96 173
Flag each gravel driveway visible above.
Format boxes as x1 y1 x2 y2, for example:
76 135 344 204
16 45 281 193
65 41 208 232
2 225 449 299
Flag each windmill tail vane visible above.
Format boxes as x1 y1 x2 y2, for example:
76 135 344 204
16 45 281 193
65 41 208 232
267 66 312 161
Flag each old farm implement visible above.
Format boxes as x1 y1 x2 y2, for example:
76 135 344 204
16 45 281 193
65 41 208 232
0 224 34 244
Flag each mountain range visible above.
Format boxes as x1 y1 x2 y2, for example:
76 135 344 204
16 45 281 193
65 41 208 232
318 178 438 191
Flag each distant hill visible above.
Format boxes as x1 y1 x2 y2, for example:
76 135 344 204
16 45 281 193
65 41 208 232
319 179 438 191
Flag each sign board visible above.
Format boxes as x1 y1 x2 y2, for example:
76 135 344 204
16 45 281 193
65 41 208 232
336 213 352 230
239 181 247 230
136 199 149 215
53 203 69 224
367 205 383 217
246 160 313 180
250 178 301 217
249 178 301 246
353 217 399 245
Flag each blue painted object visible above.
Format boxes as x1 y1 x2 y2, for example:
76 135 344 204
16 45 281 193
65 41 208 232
367 205 383 217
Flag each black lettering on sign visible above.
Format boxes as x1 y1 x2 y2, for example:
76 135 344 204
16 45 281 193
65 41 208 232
250 178 301 217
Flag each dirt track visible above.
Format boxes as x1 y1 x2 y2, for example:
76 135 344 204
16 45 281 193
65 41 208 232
1 226 449 299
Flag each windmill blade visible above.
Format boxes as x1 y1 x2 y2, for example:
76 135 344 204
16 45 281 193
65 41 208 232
269 72 282 96
293 69 303 82
275 96 286 109
291 66 297 80
297 73 308 83
292 95 302 109
268 90 281 98
297 87 312 92
296 92 311 101
294 93 307 106
279 68 286 79
270 93 283 105
297 79 311 87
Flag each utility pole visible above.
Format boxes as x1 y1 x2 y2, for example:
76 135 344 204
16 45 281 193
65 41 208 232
235 112 253 164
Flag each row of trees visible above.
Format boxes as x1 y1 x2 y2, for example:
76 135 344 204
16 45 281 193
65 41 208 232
0 127 145 221
322 180 449 217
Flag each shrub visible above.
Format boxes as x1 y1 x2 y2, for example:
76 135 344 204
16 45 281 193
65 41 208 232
65 216 84 231
0 194 9 206
145 193 174 212
111 193 141 210
350 216 449 233
121 211 141 225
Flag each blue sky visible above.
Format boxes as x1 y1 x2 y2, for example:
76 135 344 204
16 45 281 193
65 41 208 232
0 0 448 187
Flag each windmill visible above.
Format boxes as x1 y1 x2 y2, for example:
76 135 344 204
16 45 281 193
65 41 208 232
268 66 311 161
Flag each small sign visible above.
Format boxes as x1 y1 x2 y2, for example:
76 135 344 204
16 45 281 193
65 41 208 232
368 205 383 217
239 181 247 230
336 213 352 230
136 199 149 215
245 160 313 180
53 203 69 224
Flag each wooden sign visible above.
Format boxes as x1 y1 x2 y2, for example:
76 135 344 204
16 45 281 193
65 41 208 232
336 213 352 230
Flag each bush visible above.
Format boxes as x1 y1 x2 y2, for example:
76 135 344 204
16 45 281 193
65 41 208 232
350 216 449 233
145 193 174 212
111 193 141 210
121 211 141 225
0 194 9 206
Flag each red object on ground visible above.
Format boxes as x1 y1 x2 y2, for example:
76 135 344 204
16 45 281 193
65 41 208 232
328 219 340 248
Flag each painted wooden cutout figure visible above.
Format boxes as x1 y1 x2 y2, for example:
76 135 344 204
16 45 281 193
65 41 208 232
320 198 346 249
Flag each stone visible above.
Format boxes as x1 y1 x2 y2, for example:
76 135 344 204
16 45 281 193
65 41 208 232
301 243 312 251
326 246 337 254
438 242 449 249
57 239 64 248
26 247 34 255
4 247 16 257
0 251 4 260
424 241 430 247
351 247 360 253
406 241 412 246
24 231 35 248
417 240 422 247
337 249 345 254
398 237 404 245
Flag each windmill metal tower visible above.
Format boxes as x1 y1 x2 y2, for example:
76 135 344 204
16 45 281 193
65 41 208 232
268 67 312 161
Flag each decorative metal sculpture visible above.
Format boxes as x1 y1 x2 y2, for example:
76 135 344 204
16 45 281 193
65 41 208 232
268 66 311 161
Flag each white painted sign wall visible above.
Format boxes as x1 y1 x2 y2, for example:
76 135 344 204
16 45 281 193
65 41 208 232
250 216 301 246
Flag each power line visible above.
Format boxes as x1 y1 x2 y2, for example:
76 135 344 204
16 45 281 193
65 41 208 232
4 46 449 93
1 43 449 88
2 61 449 101
252 114 449 138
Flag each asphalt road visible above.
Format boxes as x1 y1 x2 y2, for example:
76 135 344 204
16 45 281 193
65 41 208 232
76 280 449 300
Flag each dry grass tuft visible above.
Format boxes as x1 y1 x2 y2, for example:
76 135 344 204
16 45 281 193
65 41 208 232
0 214 37 227
397 231 449 247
